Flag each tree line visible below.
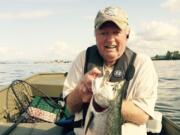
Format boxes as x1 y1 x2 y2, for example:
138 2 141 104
152 51 180 60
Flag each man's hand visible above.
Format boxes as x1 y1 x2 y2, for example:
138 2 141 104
66 67 101 113
78 67 102 103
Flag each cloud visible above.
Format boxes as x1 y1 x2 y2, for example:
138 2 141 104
44 41 86 60
0 40 87 61
128 21 180 56
0 46 25 60
137 21 178 41
0 47 9 54
0 0 51 2
0 10 53 20
161 0 180 12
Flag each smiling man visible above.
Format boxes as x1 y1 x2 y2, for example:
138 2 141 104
63 6 158 135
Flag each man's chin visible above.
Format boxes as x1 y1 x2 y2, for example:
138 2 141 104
104 55 118 64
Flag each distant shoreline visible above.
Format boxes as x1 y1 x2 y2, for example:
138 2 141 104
152 51 180 60
151 57 180 60
0 60 72 64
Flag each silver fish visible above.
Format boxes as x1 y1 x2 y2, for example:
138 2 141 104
84 79 125 135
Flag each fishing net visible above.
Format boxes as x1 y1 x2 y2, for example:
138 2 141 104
6 80 64 123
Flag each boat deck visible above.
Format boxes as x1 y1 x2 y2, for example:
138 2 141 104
0 123 64 135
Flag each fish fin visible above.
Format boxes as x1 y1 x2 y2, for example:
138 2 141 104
84 112 94 134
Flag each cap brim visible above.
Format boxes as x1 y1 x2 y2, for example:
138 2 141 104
95 19 127 30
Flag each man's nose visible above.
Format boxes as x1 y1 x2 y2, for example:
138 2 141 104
106 33 115 43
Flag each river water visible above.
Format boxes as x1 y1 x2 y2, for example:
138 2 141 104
0 60 180 126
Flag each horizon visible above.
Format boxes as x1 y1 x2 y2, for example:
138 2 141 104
0 0 180 61
1 49 180 62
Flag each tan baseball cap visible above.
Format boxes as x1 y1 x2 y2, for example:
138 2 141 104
95 6 129 30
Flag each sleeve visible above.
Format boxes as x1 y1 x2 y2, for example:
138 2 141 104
130 54 158 119
62 50 86 99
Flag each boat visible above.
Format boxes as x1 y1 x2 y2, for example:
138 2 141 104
0 73 179 135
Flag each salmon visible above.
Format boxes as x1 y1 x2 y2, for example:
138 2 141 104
84 77 125 135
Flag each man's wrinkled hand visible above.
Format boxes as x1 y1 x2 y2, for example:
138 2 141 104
77 67 102 103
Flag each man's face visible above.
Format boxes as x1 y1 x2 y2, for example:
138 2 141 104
95 22 129 66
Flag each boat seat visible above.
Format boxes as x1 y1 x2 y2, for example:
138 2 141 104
0 122 65 135
146 111 162 134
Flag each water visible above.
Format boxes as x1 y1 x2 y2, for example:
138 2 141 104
0 60 180 126
0 62 71 87
153 60 180 126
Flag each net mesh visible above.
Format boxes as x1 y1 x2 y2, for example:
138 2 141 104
6 80 62 123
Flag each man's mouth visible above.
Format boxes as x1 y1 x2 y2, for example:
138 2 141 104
104 45 116 49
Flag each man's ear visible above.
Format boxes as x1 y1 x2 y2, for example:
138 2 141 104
126 27 130 39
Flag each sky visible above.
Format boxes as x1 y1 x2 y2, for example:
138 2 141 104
0 0 180 61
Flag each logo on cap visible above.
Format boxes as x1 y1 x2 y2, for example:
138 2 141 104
104 7 116 17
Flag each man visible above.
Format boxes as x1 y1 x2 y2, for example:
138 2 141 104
63 6 158 135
